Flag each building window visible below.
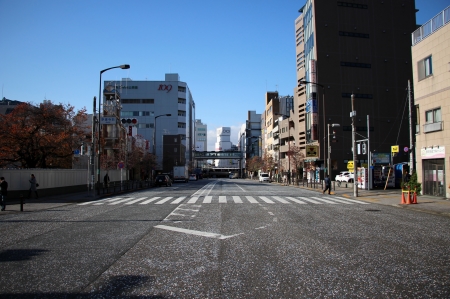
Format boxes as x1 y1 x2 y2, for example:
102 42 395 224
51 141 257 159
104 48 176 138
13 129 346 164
418 56 432 80
425 108 441 123
178 98 186 104
121 99 141 104
142 99 154 104
178 86 186 92
138 123 154 129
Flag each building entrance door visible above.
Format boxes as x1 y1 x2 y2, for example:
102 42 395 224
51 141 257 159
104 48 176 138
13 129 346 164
423 159 445 197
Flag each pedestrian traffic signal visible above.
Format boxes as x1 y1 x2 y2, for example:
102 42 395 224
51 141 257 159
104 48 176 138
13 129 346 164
121 118 138 125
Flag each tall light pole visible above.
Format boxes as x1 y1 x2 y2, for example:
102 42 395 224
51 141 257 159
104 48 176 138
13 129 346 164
153 113 171 156
327 123 340 177
351 94 358 197
97 64 130 195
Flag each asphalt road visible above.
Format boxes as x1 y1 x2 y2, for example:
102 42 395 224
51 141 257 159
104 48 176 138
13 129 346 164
0 178 449 298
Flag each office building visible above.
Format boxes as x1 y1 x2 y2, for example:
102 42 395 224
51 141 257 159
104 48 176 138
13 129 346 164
104 73 195 171
294 0 417 177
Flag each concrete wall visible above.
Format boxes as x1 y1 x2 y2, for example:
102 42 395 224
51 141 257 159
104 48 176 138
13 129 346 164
0 169 126 199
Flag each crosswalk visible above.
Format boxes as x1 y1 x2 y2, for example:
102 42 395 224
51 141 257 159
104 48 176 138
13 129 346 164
78 195 369 206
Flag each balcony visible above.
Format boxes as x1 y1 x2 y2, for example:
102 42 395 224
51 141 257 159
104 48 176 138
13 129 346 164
423 121 443 133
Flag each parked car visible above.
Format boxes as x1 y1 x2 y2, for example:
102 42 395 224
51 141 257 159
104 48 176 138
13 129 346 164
335 171 354 183
259 173 270 182
229 173 239 179
189 174 198 181
154 174 172 187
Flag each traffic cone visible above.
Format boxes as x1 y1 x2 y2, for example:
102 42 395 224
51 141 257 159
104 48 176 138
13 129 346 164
411 190 417 204
405 190 412 204
401 190 408 204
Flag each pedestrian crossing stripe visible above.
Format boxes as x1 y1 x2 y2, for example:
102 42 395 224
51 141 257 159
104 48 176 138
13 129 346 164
78 195 369 206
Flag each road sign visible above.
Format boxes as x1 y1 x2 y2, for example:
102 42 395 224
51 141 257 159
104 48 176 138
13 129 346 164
404 146 409 152
118 161 125 169
73 149 80 157
391 145 399 153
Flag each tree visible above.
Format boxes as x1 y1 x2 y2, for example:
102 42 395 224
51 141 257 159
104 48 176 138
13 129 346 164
287 145 305 177
0 101 88 168
403 170 422 195
246 156 263 176
262 150 276 173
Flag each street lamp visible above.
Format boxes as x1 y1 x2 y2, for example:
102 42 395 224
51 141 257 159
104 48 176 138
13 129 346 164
97 64 130 195
327 123 340 177
153 113 171 155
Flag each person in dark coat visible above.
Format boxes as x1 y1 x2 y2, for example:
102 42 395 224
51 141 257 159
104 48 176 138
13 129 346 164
323 175 331 195
104 173 110 187
28 174 39 199
0 177 8 211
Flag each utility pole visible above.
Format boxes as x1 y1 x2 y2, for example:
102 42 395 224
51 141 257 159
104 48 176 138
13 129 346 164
408 80 414 172
90 96 96 196
351 94 358 197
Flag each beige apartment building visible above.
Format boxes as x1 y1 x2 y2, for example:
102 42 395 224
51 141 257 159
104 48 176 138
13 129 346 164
412 6 450 198
291 0 417 179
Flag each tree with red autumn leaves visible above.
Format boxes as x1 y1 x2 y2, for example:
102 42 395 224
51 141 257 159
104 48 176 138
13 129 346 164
0 101 88 168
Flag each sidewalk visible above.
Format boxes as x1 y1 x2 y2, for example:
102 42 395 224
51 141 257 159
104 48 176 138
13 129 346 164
276 180 450 217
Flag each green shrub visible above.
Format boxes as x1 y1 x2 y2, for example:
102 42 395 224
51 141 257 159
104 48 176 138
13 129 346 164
403 171 421 195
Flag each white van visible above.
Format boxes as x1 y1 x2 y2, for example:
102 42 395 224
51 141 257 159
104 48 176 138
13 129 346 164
259 173 270 182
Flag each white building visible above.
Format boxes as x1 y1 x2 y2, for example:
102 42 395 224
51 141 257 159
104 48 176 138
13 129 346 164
103 73 195 170
214 127 237 167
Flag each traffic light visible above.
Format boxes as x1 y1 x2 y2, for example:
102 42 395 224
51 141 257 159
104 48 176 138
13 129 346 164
362 143 366 154
121 118 138 125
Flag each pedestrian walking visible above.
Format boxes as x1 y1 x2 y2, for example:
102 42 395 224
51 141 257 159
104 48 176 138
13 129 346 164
283 174 287 185
28 174 39 199
323 175 331 195
104 173 110 187
0 177 8 211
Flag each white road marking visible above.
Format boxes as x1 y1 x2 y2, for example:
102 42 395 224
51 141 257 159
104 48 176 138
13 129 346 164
259 196 275 204
187 196 199 203
334 196 370 204
312 197 338 204
170 196 186 204
219 196 227 203
286 197 307 204
109 198 135 205
203 196 212 203
155 197 173 204
272 196 291 203
297 197 323 204
139 197 160 204
232 196 243 203
155 225 243 240
245 196 258 203
234 184 245 191
93 197 124 205
124 197 148 205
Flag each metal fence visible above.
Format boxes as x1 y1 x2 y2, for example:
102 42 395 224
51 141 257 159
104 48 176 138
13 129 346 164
412 6 450 46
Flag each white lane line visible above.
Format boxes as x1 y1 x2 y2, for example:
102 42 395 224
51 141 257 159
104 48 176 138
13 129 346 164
139 197 160 204
245 196 258 203
171 197 186 204
109 198 136 205
233 196 243 203
187 196 199 203
286 197 307 204
203 196 212 203
155 197 173 204
272 196 291 204
297 197 323 204
234 184 245 191
311 197 338 204
219 196 227 203
259 196 275 204
124 197 148 205
334 196 370 204
155 225 243 240
268 212 274 215
93 197 124 205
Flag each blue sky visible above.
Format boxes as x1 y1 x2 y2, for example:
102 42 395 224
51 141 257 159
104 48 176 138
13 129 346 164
1 0 448 151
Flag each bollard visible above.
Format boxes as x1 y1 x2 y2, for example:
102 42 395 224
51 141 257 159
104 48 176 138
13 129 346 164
20 194 24 212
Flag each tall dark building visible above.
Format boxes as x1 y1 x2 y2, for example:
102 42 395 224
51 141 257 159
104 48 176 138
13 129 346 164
294 0 417 175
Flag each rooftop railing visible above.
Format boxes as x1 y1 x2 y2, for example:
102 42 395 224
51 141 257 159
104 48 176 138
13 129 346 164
412 6 450 46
